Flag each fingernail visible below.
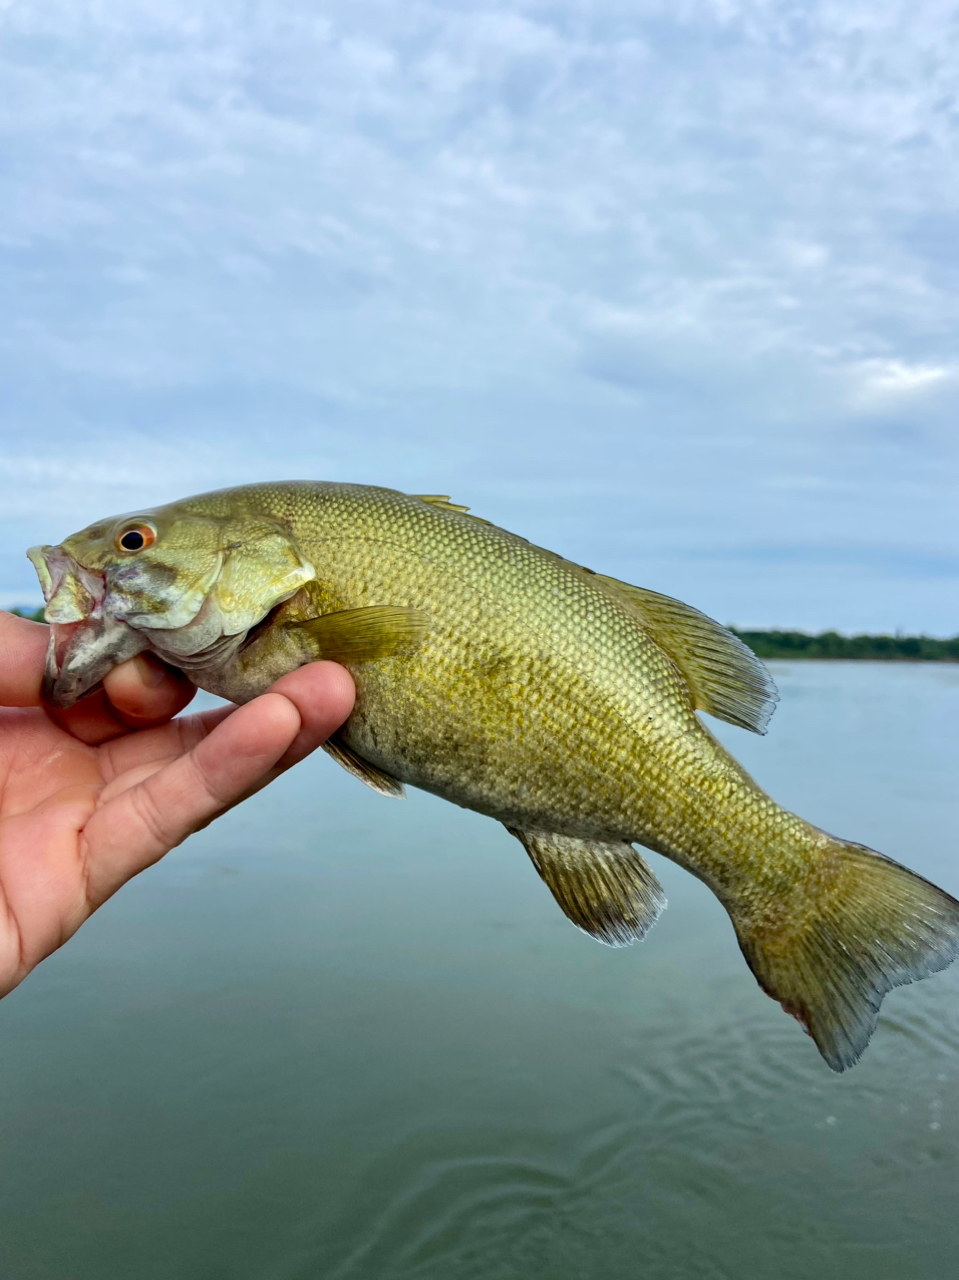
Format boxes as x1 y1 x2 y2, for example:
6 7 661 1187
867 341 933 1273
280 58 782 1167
134 653 167 688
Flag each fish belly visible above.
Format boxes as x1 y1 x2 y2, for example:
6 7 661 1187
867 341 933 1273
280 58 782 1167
335 634 699 848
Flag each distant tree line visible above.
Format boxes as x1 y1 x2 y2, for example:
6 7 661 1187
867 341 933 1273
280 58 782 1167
731 628 959 662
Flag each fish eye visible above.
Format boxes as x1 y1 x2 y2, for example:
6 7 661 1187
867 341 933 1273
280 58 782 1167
115 522 157 554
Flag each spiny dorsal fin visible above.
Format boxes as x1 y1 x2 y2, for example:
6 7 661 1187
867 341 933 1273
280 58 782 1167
412 494 493 525
506 827 666 947
596 577 778 734
286 605 429 663
322 731 405 798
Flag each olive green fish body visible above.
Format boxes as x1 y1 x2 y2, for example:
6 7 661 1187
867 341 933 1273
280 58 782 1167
196 487 803 903
29 481 959 1072
184 490 748 859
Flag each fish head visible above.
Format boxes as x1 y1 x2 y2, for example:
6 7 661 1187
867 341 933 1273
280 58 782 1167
29 498 315 707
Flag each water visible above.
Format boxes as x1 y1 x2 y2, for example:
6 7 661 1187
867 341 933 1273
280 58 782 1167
2 663 959 1279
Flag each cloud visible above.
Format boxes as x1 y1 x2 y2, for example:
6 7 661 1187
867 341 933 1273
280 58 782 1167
847 358 958 410
1 0 958 631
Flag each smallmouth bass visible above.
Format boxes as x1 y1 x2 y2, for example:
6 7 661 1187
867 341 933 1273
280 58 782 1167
28 482 959 1071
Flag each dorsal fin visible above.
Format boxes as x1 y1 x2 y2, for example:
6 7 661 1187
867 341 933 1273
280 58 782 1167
597 576 778 734
412 494 493 525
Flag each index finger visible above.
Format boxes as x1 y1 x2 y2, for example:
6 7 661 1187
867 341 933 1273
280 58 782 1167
82 665 355 907
0 612 49 706
0 610 195 740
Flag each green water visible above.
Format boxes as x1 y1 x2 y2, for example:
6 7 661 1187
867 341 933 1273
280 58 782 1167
2 663 959 1278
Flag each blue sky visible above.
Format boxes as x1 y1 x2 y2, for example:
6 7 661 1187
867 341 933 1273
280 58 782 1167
2 0 958 632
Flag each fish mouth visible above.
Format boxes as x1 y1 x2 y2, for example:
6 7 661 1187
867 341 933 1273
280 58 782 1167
28 545 148 708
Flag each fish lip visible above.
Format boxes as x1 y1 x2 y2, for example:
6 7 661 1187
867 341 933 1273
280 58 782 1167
27 545 107 624
41 624 84 708
41 616 149 709
26 545 55 599
28 545 148 708
40 620 101 709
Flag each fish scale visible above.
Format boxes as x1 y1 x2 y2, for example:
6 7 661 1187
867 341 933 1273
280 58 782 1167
288 488 703 832
29 480 959 1072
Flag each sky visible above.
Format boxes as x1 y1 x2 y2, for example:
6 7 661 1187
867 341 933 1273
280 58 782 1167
2 0 958 632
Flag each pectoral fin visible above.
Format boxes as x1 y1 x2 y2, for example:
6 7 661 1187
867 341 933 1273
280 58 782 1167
322 731 405 798
287 606 429 663
507 827 666 947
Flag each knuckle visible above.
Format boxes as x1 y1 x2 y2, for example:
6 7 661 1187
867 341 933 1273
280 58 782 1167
184 747 230 808
130 783 173 851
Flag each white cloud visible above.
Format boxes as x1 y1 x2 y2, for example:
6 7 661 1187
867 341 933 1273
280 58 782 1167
848 358 958 409
1 0 958 629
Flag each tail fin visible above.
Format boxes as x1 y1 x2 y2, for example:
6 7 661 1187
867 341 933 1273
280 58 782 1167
735 841 959 1071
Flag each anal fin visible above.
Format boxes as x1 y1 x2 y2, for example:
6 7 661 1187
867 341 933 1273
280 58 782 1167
322 731 405 798
507 827 666 947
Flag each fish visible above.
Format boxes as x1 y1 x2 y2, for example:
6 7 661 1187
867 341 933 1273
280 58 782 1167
28 481 959 1071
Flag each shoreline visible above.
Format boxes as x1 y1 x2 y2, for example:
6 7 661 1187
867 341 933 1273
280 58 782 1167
730 628 959 662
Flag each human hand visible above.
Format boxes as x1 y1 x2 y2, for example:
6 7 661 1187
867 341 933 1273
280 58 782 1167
0 611 355 998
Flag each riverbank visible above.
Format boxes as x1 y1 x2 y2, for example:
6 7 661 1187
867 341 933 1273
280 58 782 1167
730 629 959 661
